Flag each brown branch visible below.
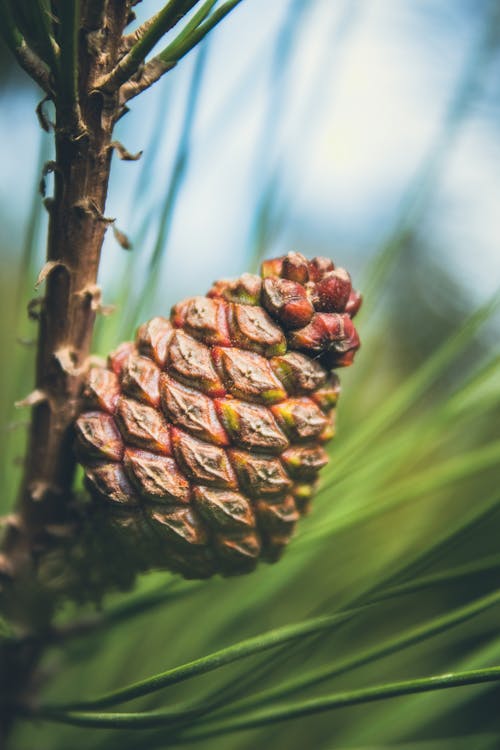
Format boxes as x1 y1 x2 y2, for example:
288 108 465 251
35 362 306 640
2 0 134 612
0 1 138 741
119 57 175 103
96 0 198 94
120 0 244 103
121 0 198 51
0 0 52 93
120 11 166 51
17 10 130 531
15 41 52 94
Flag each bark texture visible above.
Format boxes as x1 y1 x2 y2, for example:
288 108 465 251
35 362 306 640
22 1 130 535
1 0 133 735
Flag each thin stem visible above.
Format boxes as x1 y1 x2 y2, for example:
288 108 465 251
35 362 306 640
307 440 500 550
17 0 60 73
0 0 52 92
215 588 500 718
96 0 201 92
120 0 243 102
158 0 241 65
371 553 500 603
180 666 500 739
29 666 500 730
36 0 60 69
156 0 218 62
41 610 362 711
122 1 200 49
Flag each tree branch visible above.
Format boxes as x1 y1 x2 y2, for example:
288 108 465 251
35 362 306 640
121 0 198 51
31 0 60 72
120 0 244 103
95 0 201 93
119 58 174 103
1 0 134 596
15 40 53 94
0 0 52 93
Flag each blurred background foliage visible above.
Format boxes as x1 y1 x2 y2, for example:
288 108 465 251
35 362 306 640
1 0 500 748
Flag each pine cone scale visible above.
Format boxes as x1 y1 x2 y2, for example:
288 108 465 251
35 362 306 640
76 252 362 578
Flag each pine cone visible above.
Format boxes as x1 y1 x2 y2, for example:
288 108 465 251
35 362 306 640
75 252 361 579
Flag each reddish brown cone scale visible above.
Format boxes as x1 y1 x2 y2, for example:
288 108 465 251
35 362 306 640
75 252 362 578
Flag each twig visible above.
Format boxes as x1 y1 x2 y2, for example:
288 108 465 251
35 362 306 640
121 0 244 102
95 0 200 93
31 0 60 72
0 0 52 93
121 0 199 51
119 58 175 103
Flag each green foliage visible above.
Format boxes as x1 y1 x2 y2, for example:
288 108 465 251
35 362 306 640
7 184 500 747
